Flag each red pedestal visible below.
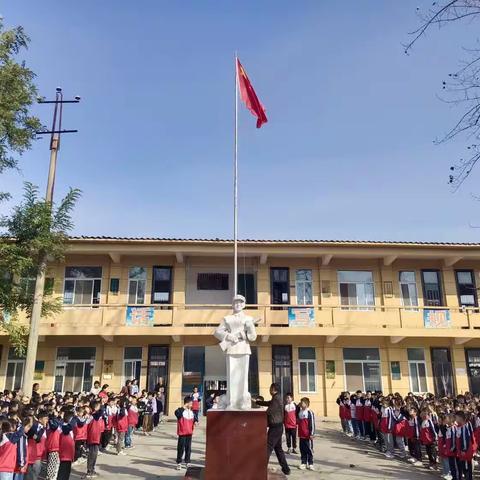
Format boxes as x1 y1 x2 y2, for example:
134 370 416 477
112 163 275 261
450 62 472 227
205 409 268 480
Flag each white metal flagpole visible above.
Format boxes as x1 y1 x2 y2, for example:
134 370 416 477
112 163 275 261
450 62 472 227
234 52 239 297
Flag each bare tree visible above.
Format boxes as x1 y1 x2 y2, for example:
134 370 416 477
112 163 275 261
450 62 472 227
405 1 480 190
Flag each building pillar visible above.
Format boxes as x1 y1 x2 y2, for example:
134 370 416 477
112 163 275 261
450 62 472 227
451 343 469 394
168 343 183 414
257 344 271 399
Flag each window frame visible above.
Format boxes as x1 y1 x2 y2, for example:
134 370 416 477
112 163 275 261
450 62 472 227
63 266 102 306
270 268 290 306
337 270 375 310
455 269 478 308
342 347 382 392
53 346 96 393
398 270 419 309
298 347 317 393
295 269 313 306
421 269 444 307
123 346 143 385
127 267 147 305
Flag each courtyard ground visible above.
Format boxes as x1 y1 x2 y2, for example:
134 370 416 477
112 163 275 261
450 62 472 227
70 420 440 480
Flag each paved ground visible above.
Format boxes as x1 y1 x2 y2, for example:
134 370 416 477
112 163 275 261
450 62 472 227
70 420 440 480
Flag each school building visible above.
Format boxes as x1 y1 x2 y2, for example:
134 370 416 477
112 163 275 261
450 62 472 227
6 236 480 416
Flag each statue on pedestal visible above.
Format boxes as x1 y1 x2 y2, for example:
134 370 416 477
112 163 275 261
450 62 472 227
214 294 257 410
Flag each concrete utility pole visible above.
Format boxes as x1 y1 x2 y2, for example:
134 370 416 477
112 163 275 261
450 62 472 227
22 88 80 395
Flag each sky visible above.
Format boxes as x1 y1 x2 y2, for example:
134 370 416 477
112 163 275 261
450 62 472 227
1 0 480 242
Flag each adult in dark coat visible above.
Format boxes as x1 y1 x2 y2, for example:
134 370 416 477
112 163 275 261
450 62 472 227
254 383 290 475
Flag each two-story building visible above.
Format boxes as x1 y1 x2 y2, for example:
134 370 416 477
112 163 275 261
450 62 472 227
6 236 480 417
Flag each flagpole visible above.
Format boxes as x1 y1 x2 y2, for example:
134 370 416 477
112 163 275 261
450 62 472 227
234 52 238 297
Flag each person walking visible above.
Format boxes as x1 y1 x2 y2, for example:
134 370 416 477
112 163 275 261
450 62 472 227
254 383 291 476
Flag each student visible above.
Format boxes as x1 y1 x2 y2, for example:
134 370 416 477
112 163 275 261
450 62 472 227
297 397 315 471
100 398 116 452
58 411 75 480
125 397 138 448
380 398 395 459
85 401 104 479
142 393 154 436
0 419 27 480
191 387 201 424
73 407 87 464
13 417 31 480
283 393 297 454
405 407 422 466
25 411 47 480
455 411 476 480
420 409 438 470
45 414 61 480
115 400 128 456
174 396 195 471
444 414 458 480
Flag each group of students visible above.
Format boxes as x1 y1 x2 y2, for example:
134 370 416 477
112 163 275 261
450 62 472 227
337 389 480 480
0 380 166 480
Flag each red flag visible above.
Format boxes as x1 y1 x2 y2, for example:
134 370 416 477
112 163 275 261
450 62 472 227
236 59 268 128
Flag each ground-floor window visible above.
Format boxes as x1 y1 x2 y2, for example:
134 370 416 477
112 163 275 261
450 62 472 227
431 347 454 397
5 348 25 391
272 345 293 399
298 347 316 393
123 346 142 385
343 348 381 392
54 347 96 393
407 348 428 393
466 348 480 395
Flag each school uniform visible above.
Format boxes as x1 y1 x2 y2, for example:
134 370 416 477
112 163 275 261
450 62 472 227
86 410 104 476
142 400 154 432
353 398 365 438
25 424 45 480
456 422 476 480
115 407 128 454
363 399 375 440
57 423 75 480
284 402 297 450
100 405 115 450
13 426 27 480
405 416 421 461
445 425 459 480
175 407 194 466
125 405 138 448
0 426 25 480
45 418 61 480
72 416 87 462
420 418 437 467
297 408 315 466
191 393 201 424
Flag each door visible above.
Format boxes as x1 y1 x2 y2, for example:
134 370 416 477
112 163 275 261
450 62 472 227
466 349 480 394
147 345 169 411
272 345 292 399
238 273 256 305
431 348 454 396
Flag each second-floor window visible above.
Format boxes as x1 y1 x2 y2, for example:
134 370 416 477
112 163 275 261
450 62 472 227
338 271 374 309
421 270 443 307
197 273 229 290
128 267 146 304
63 267 102 305
151 266 172 304
296 269 312 305
399 271 418 308
271 268 289 305
455 270 478 307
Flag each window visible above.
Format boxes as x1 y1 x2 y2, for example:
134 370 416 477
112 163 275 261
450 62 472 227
54 347 96 392
20 277 54 298
128 267 146 304
399 271 418 308
63 267 102 305
151 267 172 304
455 270 478 307
123 347 142 384
338 271 375 309
298 347 316 393
296 270 312 305
407 348 428 393
197 273 228 291
5 349 25 391
343 348 381 391
238 273 256 305
421 270 443 307
271 268 289 306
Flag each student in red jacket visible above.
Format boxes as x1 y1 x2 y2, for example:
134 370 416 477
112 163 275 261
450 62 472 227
100 398 116 453
45 415 61 480
0 419 28 480
25 411 48 480
456 411 476 480
58 411 75 480
191 387 201 425
419 410 437 470
12 417 32 480
125 397 138 449
73 407 87 464
115 400 128 456
86 401 104 479
297 397 315 471
174 397 194 471
284 393 298 454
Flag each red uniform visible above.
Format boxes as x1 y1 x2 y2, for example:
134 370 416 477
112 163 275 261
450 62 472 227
420 419 437 446
87 415 104 446
175 408 194 436
59 430 75 462
127 406 138 427
284 402 297 429
0 436 17 473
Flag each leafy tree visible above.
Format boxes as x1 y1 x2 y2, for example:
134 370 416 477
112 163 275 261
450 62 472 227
0 183 81 354
0 19 42 200
406 1 480 189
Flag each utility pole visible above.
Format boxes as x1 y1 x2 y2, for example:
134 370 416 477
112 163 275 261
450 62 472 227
22 88 80 395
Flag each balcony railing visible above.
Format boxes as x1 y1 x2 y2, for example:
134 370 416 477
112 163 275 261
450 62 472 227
27 303 480 331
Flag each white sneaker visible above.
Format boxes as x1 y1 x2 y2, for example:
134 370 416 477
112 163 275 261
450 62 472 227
307 465 315 471
117 451 127 456
298 464 306 470
441 474 452 480
385 452 394 459
414 461 423 467
407 457 416 463
176 464 182 470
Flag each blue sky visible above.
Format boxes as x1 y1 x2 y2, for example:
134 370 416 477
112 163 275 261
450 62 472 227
2 1 480 242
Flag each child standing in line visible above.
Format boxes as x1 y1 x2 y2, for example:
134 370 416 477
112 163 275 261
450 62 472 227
13 417 32 480
191 387 201 425
455 411 476 480
73 407 87 464
100 398 116 452
174 396 195 471
25 411 47 480
0 419 27 480
284 393 297 454
115 400 128 456
142 393 154 436
85 401 104 479
420 409 438 471
406 407 422 466
58 411 75 480
45 413 61 480
297 397 315 471
125 397 138 448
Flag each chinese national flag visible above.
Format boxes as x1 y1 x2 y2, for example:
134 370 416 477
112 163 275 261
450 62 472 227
236 59 268 128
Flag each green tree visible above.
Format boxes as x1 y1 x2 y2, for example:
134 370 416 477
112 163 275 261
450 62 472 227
0 19 42 200
0 183 81 354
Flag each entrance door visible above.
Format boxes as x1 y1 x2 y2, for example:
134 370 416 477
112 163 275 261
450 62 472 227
466 349 480 394
272 345 292 399
431 348 454 396
147 346 169 411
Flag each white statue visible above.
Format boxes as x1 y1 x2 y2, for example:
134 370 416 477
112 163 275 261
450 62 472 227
214 294 257 410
